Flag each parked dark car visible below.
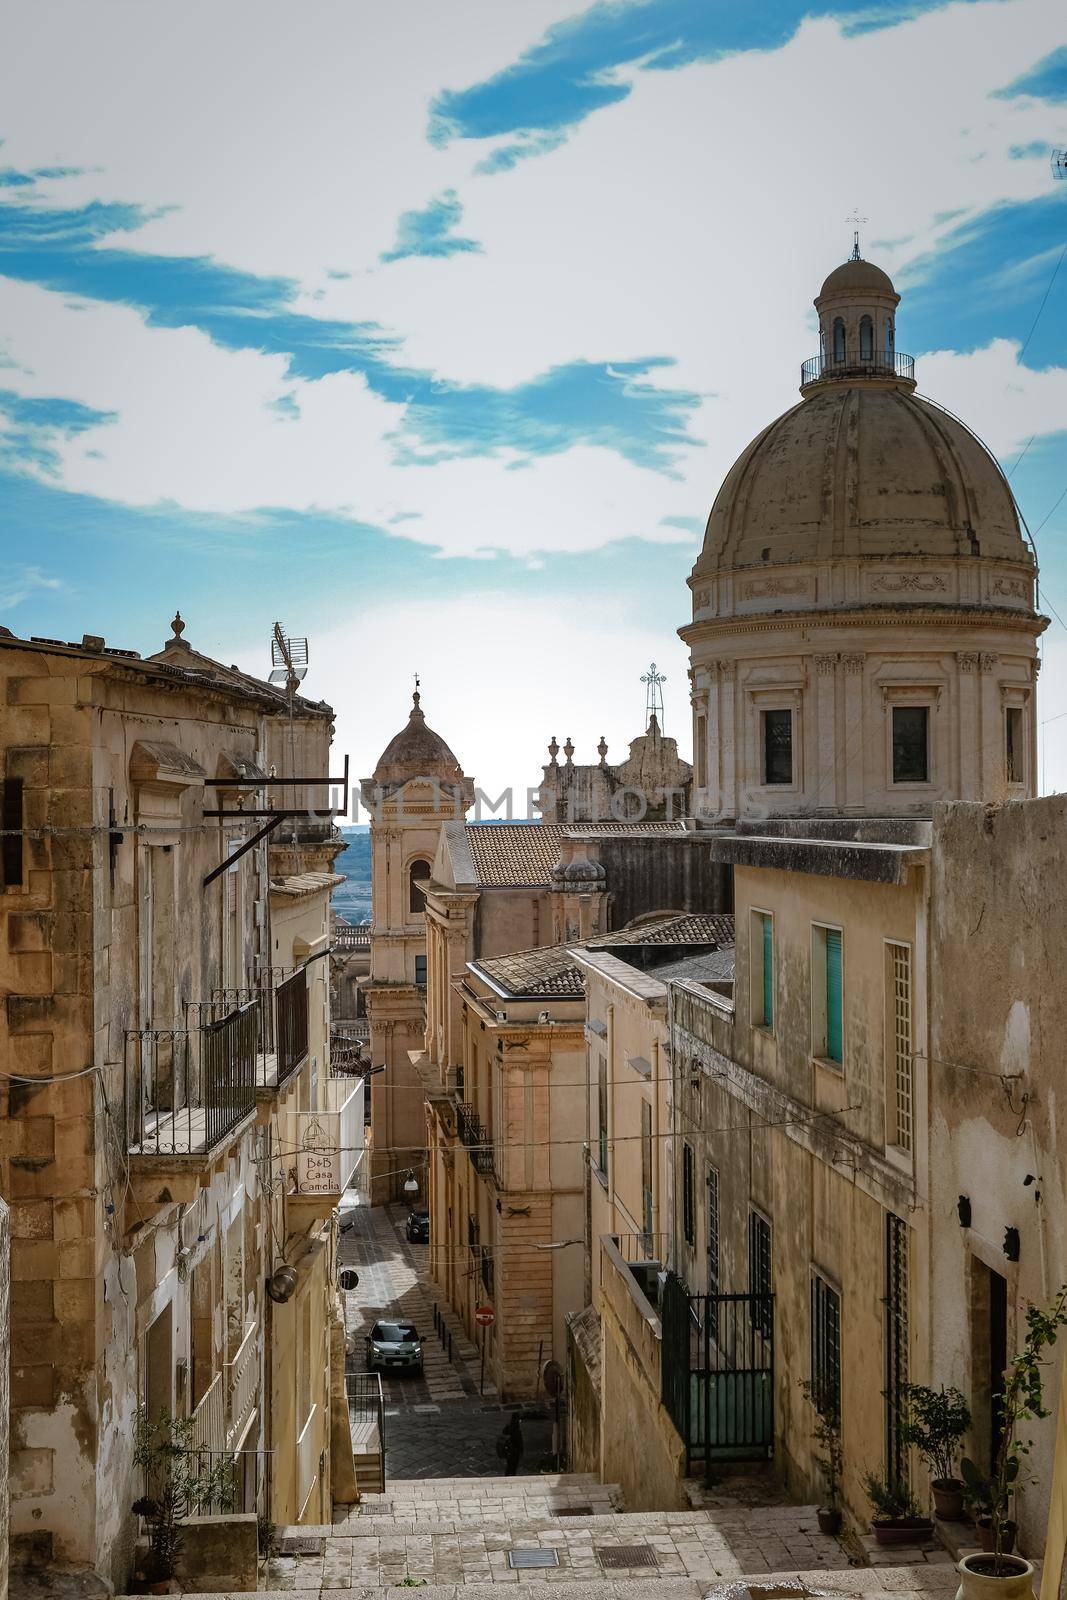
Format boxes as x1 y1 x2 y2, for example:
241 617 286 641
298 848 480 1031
406 1209 430 1243
367 1320 422 1373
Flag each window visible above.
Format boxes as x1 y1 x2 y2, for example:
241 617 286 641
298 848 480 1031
695 714 707 789
811 1272 841 1419
597 1055 608 1176
892 706 929 784
408 858 431 914
1 776 23 889
707 1166 720 1299
811 925 843 1067
832 317 845 362
885 942 913 1154
885 317 894 358
748 1211 772 1336
1006 706 1024 785
885 1214 909 1486
859 315 874 359
682 1142 695 1246
414 953 427 986
762 709 793 786
750 910 774 1030
640 1100 654 1245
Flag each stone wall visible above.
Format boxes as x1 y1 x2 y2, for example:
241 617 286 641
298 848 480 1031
599 836 731 930
0 1196 9 1600
599 1239 687 1511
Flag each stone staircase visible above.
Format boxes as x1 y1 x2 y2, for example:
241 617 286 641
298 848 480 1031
251 1471 960 1597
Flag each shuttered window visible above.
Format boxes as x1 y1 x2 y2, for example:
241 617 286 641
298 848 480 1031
748 1211 773 1337
597 1056 608 1177
1 777 24 889
640 1100 653 1245
682 1142 695 1246
886 942 913 1153
751 910 774 1030
707 1166 720 1298
811 1272 841 1419
825 929 843 1064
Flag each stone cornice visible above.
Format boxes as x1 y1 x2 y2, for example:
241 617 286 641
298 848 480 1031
687 552 1037 591
679 604 1047 645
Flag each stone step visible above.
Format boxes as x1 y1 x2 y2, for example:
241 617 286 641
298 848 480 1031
159 1560 963 1599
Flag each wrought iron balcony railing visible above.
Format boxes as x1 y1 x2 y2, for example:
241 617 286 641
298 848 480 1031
456 1100 496 1180
206 965 308 1092
801 348 915 387
125 1001 258 1159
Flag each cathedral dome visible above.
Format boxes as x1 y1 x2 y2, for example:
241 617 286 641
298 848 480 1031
695 384 1028 575
818 257 896 298
373 690 464 784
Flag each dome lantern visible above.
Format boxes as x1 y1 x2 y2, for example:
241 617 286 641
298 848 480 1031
803 255 913 393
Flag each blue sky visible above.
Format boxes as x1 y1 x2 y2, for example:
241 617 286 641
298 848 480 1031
1 0 1066 789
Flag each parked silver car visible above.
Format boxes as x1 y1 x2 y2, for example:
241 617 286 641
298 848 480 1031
367 1320 423 1374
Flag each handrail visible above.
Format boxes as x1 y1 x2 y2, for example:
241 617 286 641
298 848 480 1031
191 1371 225 1452
224 1320 259 1448
346 1371 386 1492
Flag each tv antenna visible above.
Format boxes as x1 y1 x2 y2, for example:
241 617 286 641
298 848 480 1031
641 662 666 731
846 209 868 260
269 623 308 698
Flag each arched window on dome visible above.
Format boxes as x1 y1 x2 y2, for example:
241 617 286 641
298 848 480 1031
832 318 846 363
408 858 431 915
859 315 874 360
884 317 894 359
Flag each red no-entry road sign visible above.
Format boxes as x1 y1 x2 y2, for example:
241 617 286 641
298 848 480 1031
474 1304 495 1327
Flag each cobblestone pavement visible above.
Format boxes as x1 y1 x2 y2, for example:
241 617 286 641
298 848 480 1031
339 1204 552 1479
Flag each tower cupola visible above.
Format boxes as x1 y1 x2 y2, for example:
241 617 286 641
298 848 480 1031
804 251 912 393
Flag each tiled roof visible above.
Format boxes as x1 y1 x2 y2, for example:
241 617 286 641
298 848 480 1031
646 948 737 985
463 821 688 888
475 943 587 999
594 912 734 949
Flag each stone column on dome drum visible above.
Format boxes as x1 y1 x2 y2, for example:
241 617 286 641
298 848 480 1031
841 654 866 811
813 654 838 812
719 663 737 821
977 653 1001 797
956 653 980 799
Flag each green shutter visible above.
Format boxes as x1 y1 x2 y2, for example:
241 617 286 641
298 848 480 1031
825 929 843 1063
762 915 773 1028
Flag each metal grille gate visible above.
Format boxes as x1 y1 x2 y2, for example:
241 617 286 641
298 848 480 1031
661 1272 775 1476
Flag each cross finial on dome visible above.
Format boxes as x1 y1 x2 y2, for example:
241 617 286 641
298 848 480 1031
846 209 868 261
412 672 421 713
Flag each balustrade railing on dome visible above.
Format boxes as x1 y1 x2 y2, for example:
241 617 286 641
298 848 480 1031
801 348 914 386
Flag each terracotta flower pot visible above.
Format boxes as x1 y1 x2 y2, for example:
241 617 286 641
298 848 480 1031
817 1507 842 1535
872 1517 935 1546
976 1518 1017 1555
933 1479 966 1520
955 1551 1034 1600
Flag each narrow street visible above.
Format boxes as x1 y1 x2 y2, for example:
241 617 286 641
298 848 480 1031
339 1203 553 1479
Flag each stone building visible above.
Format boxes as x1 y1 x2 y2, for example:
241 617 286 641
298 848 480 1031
565 247 1057 1544
423 914 733 1402
0 618 358 1588
538 714 693 824
683 255 1042 821
359 689 474 1203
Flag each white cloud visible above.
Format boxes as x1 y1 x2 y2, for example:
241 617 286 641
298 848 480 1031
919 339 1067 458
0 565 62 610
1 0 1065 565
232 591 694 805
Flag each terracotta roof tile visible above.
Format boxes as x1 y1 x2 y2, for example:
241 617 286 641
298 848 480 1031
463 821 688 888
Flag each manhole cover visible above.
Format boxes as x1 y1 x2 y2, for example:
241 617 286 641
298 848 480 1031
556 1505 593 1516
508 1549 561 1570
597 1545 659 1569
278 1535 324 1556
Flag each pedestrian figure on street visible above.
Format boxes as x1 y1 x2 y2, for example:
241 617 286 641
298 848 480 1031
497 1413 524 1476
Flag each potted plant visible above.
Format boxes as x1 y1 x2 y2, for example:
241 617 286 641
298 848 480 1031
899 1383 971 1520
863 1469 933 1545
131 1409 236 1591
799 1380 843 1534
958 1284 1067 1598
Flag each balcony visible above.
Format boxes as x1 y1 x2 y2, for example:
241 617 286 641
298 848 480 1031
334 923 371 953
331 1019 369 1075
208 965 308 1095
456 1100 496 1180
224 1320 259 1450
293 1077 364 1202
125 1002 258 1161
801 347 915 390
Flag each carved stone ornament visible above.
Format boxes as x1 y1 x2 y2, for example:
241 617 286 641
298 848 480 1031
956 652 980 672
740 576 809 600
871 573 947 594
694 588 712 609
813 654 837 676
991 576 1027 599
979 652 999 673
715 660 737 680
841 654 865 675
